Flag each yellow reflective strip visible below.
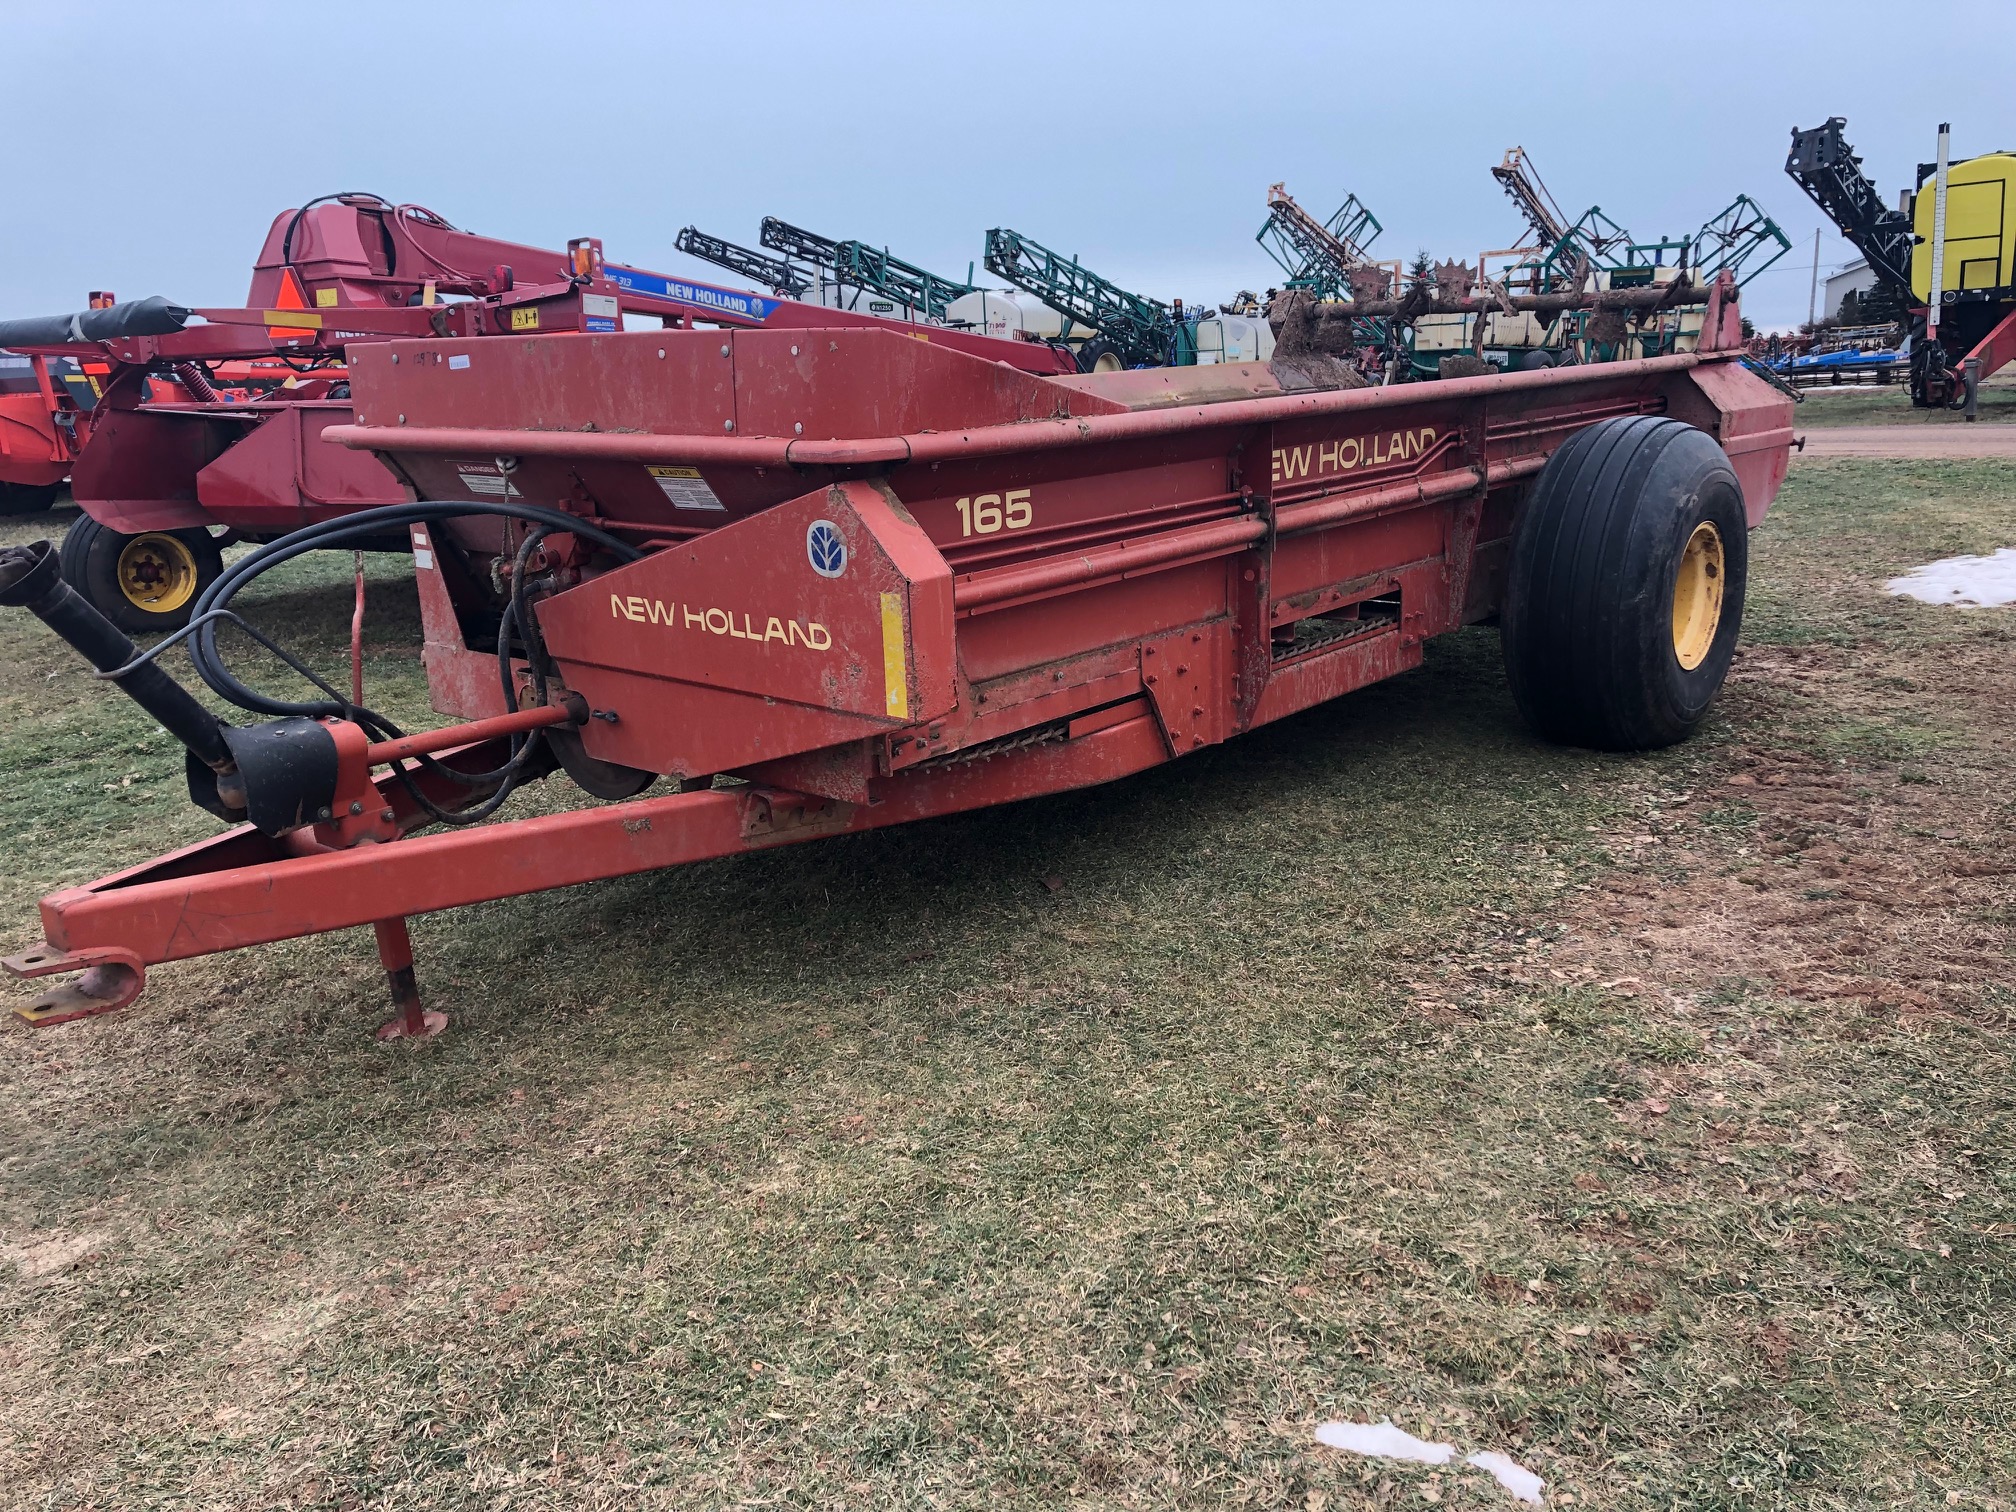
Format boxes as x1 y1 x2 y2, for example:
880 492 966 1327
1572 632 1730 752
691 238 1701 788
880 591 908 720
263 309 323 329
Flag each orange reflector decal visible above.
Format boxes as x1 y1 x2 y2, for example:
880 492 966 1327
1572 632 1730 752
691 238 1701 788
267 268 318 339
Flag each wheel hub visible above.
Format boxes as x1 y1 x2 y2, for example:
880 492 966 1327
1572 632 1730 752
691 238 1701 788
1670 521 1725 671
115 533 200 613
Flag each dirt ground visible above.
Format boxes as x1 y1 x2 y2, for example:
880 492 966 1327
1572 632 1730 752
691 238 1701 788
1 460 2012 1510
1796 425 2016 459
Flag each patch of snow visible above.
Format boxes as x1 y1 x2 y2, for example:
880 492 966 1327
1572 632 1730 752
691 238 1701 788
1312 1419 1455 1464
1886 548 2016 607
1312 1421 1547 1505
1467 1449 1547 1505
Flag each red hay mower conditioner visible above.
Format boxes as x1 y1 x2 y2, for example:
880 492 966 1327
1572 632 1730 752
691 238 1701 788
0 273 1790 1041
0 194 1075 633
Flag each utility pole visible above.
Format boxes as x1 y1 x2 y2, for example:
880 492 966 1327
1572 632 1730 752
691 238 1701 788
1807 227 1820 328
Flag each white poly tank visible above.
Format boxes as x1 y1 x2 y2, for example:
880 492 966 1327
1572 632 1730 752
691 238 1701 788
943 290 1095 341
1190 314 1275 365
799 274 929 323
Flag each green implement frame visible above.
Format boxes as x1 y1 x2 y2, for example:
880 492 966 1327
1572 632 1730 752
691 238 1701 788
1256 185 1382 299
1528 197 1790 292
675 227 812 298
1690 195 1793 287
983 227 1173 368
759 217 976 320
828 241 976 321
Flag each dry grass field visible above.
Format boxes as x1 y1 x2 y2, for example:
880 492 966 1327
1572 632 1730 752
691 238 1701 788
1794 371 2016 427
1 458 2012 1509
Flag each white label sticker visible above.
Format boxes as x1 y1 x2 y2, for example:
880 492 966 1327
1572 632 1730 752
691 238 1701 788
647 465 724 511
455 465 519 499
583 293 618 319
447 353 471 370
413 548 435 569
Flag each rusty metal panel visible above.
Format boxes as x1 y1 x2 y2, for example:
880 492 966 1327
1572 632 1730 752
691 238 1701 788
954 559 1233 684
1262 406 1468 500
343 326 1117 445
408 521 511 721
897 436 1241 578
1676 363 1797 526
534 480 955 778
1046 361 1286 410
68 407 228 532
726 328 1124 438
1251 618 1421 729
1270 507 1448 607
195 404 406 533
1140 621 1235 754
346 331 736 439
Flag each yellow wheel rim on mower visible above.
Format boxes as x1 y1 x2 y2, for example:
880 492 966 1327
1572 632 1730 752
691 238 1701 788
115 532 201 614
1670 520 1725 671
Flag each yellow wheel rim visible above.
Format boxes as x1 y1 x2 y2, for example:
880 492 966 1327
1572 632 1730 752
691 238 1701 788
115 533 201 614
1090 351 1124 373
1670 520 1725 671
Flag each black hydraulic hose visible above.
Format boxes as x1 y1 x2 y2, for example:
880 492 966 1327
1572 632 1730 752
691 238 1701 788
183 502 645 827
186 501 642 721
0 541 229 769
372 526 572 825
403 527 566 826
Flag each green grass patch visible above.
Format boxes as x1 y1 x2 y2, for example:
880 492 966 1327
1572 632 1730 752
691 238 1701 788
1794 373 2016 427
2 471 2013 1509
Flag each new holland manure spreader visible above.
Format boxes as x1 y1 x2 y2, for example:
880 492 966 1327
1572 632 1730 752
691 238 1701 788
0 270 1790 1041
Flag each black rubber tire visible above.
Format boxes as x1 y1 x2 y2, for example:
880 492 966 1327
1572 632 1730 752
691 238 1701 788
1500 415 1748 751
0 481 62 515
1516 348 1557 371
1076 337 1126 374
59 514 224 634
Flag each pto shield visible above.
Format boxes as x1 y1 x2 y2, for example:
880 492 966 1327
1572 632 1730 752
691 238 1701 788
533 479 956 782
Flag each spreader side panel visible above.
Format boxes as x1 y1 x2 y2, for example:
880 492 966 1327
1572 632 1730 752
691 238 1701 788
535 480 955 779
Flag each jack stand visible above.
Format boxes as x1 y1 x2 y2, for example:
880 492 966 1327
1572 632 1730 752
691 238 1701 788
372 917 447 1041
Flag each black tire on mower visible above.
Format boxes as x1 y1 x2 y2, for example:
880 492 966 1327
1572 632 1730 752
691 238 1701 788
59 513 224 634
1500 414 1748 751
0 481 63 515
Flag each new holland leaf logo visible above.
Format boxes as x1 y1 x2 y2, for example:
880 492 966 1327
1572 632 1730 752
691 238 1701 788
807 520 847 578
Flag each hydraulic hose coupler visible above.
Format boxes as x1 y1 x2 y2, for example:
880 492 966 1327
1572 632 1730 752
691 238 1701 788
0 540 246 819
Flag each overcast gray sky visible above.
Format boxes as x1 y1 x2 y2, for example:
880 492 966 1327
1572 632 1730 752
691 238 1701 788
6 1 2014 333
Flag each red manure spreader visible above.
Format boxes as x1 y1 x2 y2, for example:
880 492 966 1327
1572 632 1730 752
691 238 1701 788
0 273 1790 1039
0 194 1073 632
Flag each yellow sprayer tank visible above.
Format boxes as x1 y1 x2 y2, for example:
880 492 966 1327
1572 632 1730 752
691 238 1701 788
1911 151 2016 301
